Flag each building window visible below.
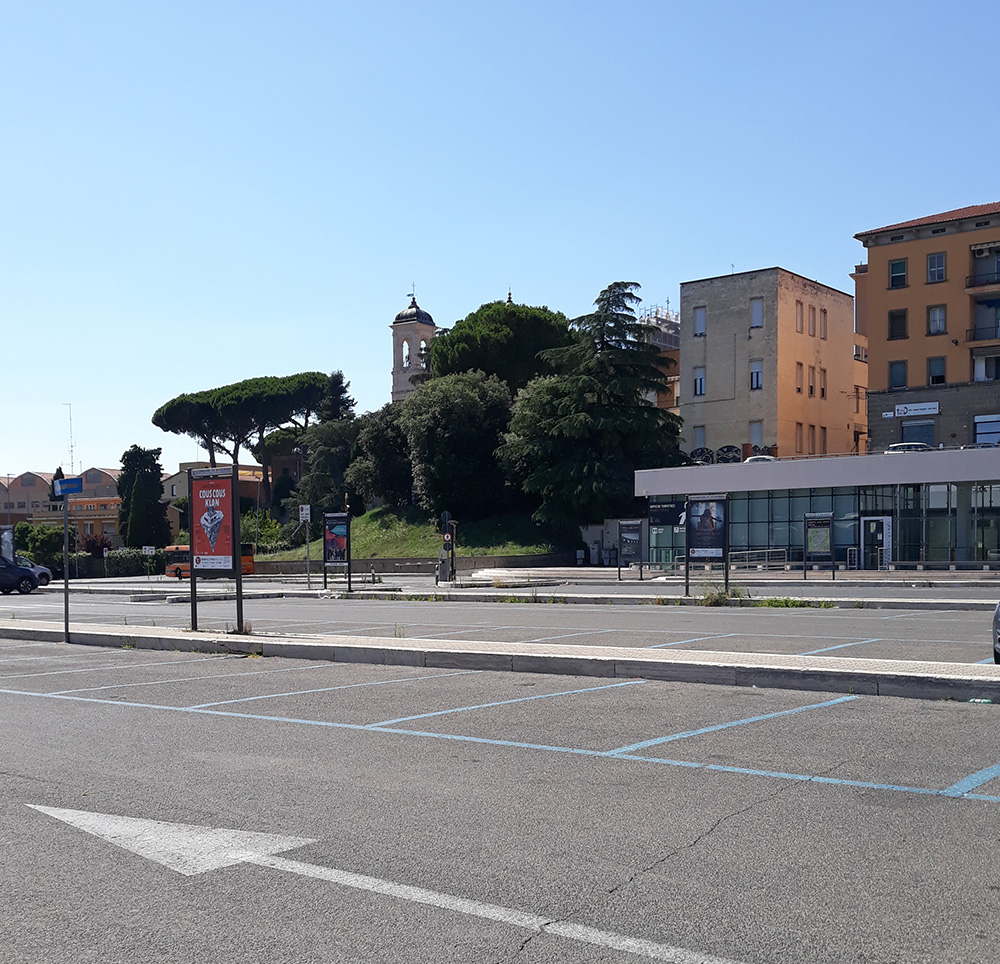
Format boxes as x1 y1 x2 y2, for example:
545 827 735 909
750 298 763 328
819 368 827 399
693 307 706 337
401 340 411 370
170 484 177 497
749 359 762 390
84 522 94 535
902 419 935 445
928 356 946 385
750 421 763 447
888 309 908 340
796 362 803 393
854 387 862 414
808 366 816 397
693 366 706 396
889 259 908 288
820 426 827 454
808 306 816 336
795 422 803 453
795 301 803 333
927 305 946 335
693 425 706 450
820 309 827 340
889 360 907 389
927 252 946 283
808 424 816 454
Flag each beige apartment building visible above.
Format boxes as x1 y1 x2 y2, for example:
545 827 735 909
853 201 1000 449
679 268 867 462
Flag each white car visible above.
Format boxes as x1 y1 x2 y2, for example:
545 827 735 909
744 455 778 463
15 555 51 586
883 442 933 454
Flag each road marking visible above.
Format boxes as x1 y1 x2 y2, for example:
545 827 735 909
370 679 645 727
942 763 1000 797
520 629 618 643
186 670 479 708
606 697 857 754
647 634 740 649
796 638 881 656
48 662 334 695
28 805 745 963
6 688 1000 804
0 654 220 681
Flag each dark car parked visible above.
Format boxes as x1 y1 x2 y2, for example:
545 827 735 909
0 556 39 594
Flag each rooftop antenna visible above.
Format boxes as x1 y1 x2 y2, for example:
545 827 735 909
63 402 75 475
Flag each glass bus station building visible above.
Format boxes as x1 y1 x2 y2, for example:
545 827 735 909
635 448 1000 569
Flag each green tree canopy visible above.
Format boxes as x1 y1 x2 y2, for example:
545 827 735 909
429 301 572 393
292 418 361 517
117 445 172 548
344 403 412 509
400 371 512 518
500 282 683 532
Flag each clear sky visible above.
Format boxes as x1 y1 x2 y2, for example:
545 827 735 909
3 0 995 480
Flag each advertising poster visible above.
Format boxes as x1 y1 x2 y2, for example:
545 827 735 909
324 513 348 567
191 472 234 573
618 520 642 564
805 516 833 557
687 498 727 559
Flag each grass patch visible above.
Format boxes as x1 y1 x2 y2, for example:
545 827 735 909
754 597 835 609
264 507 569 561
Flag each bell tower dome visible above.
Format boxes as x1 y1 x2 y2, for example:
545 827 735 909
390 296 437 402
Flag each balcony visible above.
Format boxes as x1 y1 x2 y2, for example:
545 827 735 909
966 270 1000 295
967 324 1000 344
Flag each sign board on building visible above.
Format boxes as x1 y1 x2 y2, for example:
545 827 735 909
895 402 940 417
649 501 684 527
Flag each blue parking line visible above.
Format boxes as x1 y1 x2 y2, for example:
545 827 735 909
2 686 998 806
606 696 856 755
797 638 881 656
647 633 740 650
369 679 645 727
941 763 1000 797
186 670 479 708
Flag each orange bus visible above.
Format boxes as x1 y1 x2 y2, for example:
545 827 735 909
164 544 255 579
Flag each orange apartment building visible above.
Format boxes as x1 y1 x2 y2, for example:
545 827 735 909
854 201 1000 449
679 268 867 462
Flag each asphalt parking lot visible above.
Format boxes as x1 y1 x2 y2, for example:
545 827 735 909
2 586 995 665
5 635 1000 962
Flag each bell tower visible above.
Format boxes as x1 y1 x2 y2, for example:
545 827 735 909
390 295 437 402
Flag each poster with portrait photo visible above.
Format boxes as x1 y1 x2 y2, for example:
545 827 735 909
687 498 726 559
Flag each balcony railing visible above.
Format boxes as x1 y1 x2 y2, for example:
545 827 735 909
967 270 1000 288
967 325 1000 343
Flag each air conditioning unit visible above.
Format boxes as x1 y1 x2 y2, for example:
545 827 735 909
975 248 991 258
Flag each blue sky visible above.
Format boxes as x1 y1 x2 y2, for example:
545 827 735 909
3 0 995 477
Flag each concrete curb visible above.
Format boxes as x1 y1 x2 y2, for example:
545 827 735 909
4 620 1000 704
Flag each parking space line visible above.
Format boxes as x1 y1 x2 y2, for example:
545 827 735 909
369 680 646 727
647 634 739 650
796 638 881 656
0 654 224 681
519 629 618 644
49 662 334 696
186 670 480 708
605 696 857 755
942 763 1000 797
4 686 999 806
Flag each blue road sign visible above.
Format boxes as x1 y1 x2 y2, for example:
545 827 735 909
54 477 83 496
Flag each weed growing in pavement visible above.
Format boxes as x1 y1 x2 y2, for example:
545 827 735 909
699 583 748 606
394 624 405 638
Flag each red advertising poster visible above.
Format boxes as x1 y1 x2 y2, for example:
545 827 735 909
191 475 233 571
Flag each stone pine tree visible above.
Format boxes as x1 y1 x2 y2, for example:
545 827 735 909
117 445 172 548
500 281 683 532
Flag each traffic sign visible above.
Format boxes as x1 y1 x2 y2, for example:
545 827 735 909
53 477 83 497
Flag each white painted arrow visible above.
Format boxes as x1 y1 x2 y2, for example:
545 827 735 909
29 805 744 964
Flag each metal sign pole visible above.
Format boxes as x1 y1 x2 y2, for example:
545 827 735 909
62 492 70 644
346 499 352 593
617 521 622 582
684 500 690 597
233 463 244 633
189 468 197 631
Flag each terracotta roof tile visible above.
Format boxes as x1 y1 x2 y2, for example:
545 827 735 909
857 202 1000 238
